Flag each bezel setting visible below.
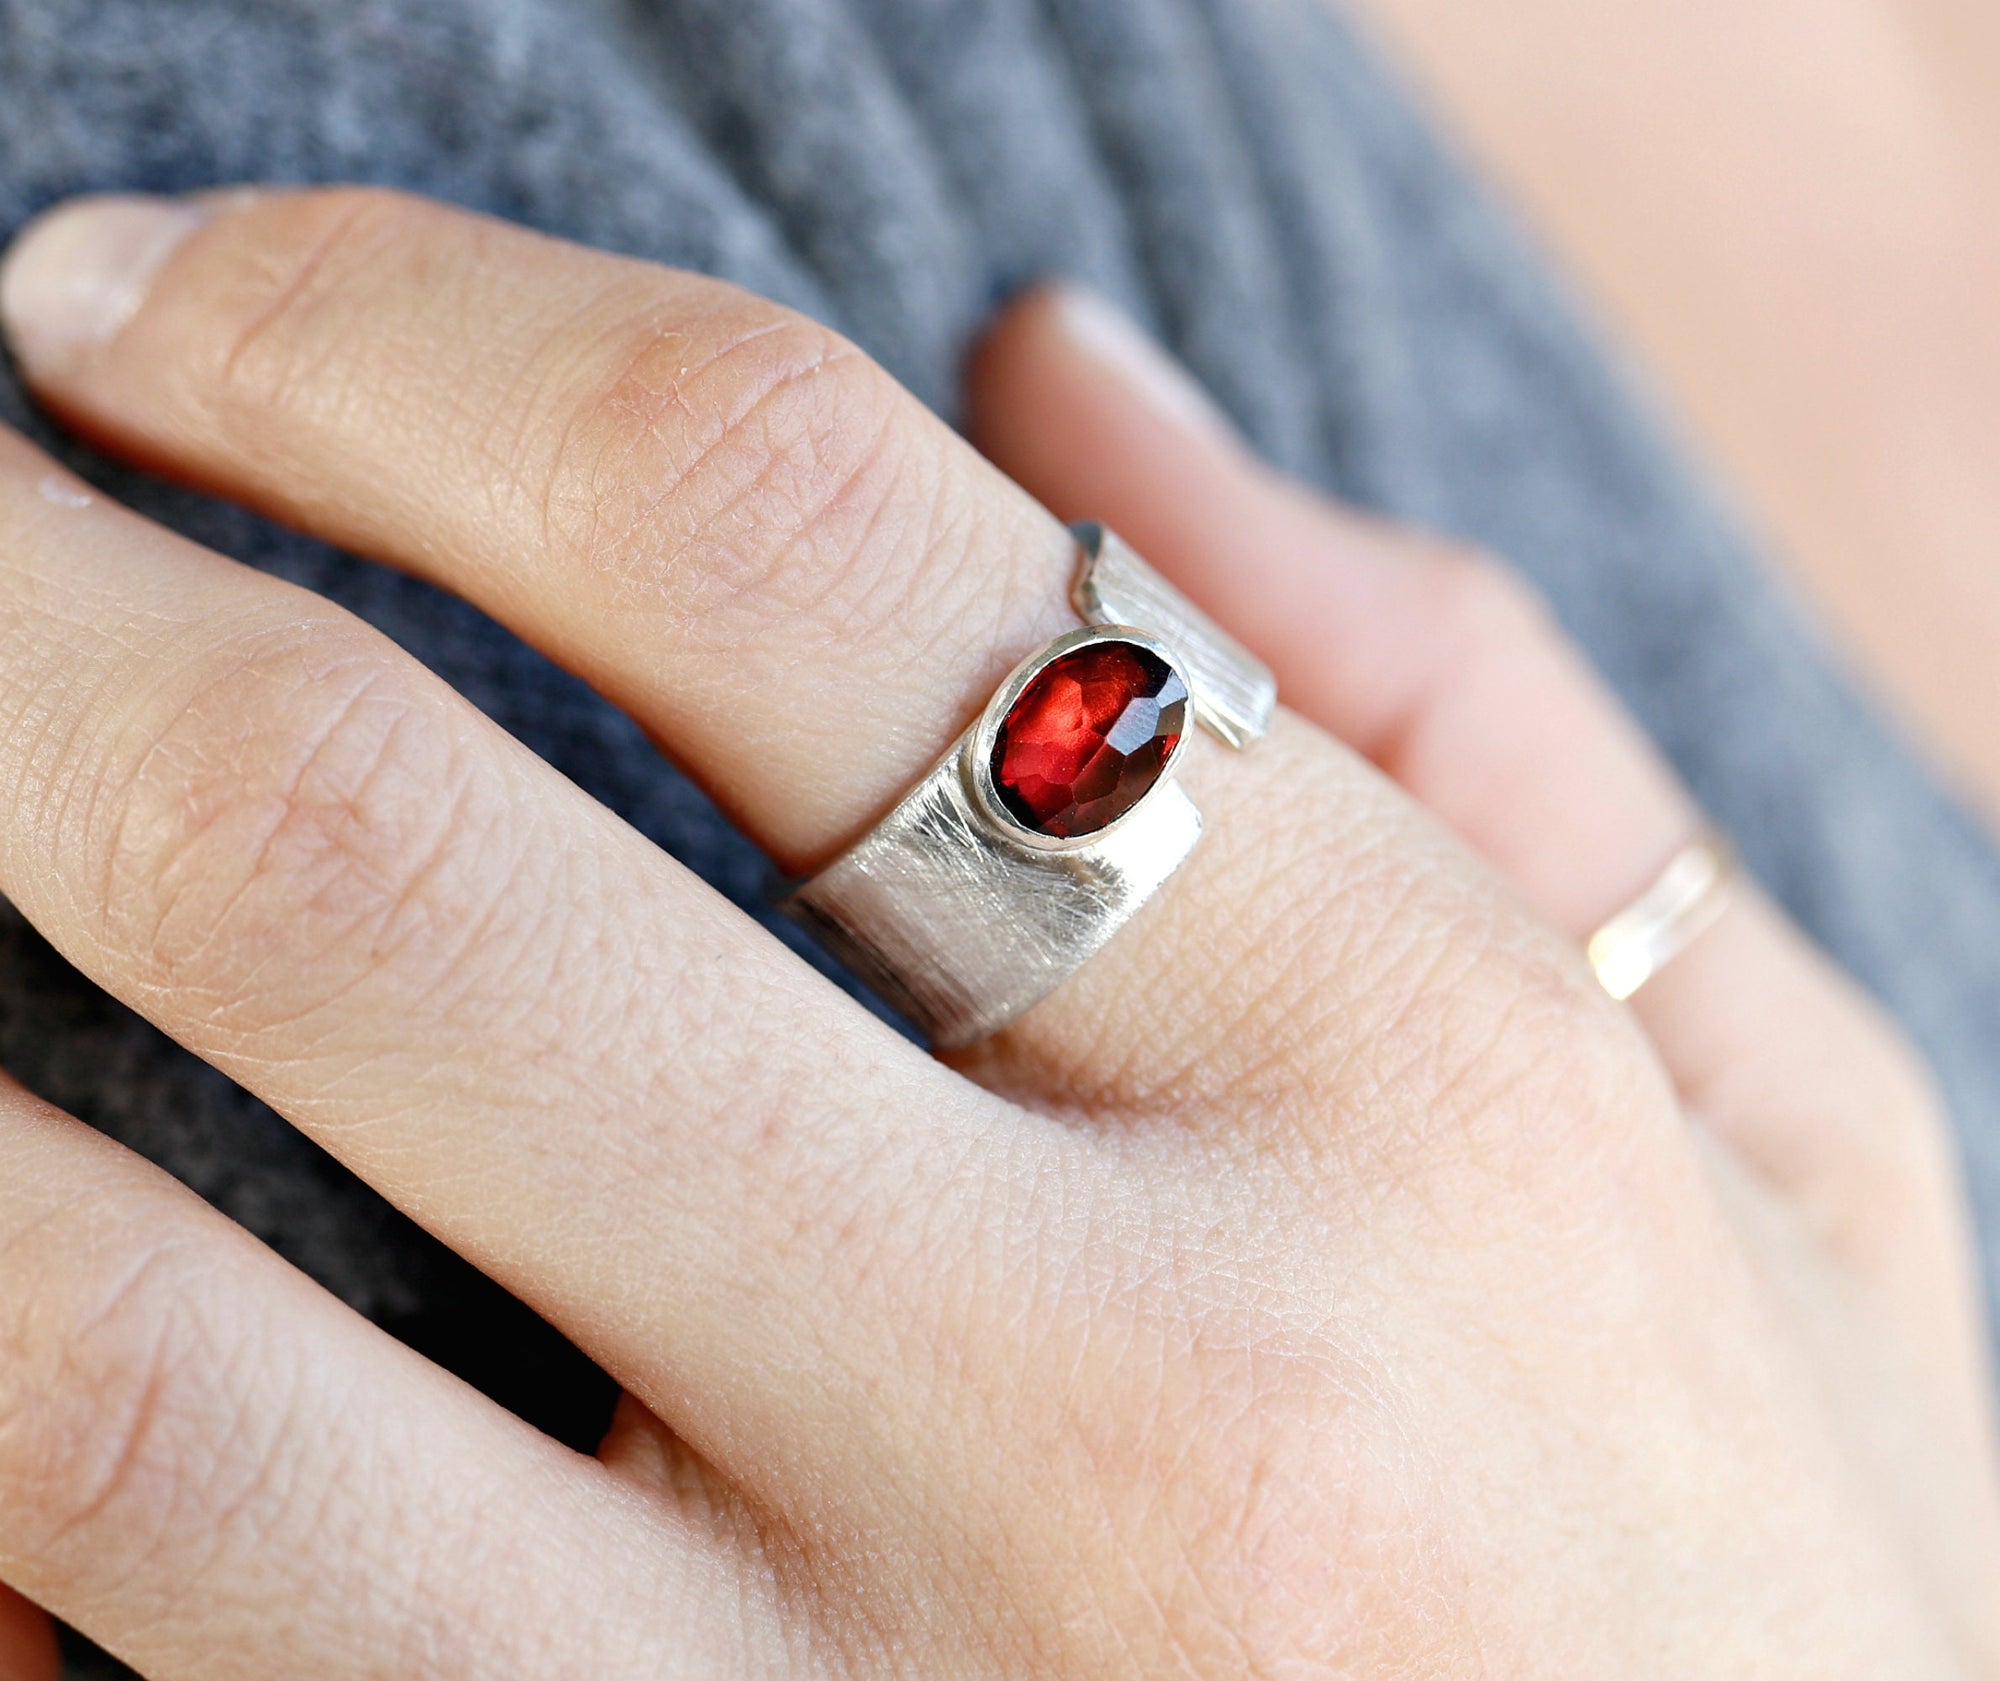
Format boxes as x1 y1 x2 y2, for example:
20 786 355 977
963 623 1196 853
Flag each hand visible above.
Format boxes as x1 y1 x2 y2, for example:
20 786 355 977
0 189 1993 1679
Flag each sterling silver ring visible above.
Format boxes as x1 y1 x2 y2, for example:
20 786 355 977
786 523 1276 1046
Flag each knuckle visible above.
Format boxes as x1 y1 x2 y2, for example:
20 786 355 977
1805 1017 1965 1257
1331 901 1660 1206
0 1213 246 1571
532 289 934 630
1410 919 1654 1181
1305 849 1641 1182
1846 1009 1946 1131
1424 541 1554 664
206 185 430 419
72 619 505 1036
1013 1244 1435 1674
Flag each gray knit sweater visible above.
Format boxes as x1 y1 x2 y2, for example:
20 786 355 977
3 2 1997 1672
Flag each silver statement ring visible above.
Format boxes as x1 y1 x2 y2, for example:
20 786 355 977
785 523 1276 1046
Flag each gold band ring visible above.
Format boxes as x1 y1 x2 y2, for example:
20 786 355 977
1586 829 1738 1002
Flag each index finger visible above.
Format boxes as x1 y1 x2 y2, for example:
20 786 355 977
4 187 1632 1126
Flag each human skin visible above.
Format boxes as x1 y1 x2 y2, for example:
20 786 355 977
0 189 1991 1676
1343 0 2000 824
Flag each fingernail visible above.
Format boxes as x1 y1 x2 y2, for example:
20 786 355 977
0 195 209 378
1046 285 1240 445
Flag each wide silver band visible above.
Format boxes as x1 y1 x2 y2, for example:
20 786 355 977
786 524 1275 1046
1586 828 1737 1002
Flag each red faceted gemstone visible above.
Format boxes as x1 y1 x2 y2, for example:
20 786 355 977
989 640 1188 837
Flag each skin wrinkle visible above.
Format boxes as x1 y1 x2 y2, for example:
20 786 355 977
270 715 521 1037
67 619 604 1105
125 662 420 995
834 466 1066 754
107 672 408 1048
278 1383 696 1676
600 329 866 608
1021 733 1517 1129
930 1282 1055 1672
196 205 596 587
539 305 803 536
925 1307 1102 1678
118 1296 363 1634
60 618 387 984
547 308 872 615
0 1183 137 1566
0 514 269 938
933 1190 1207 1672
52 196 1065 871
223 1353 359 1587
1068 1325 1231 1678
676 416 1001 773
675 383 911 653
1128 1340 1331 1665
1395 940 1635 1188
1166 1300 1350 1654
644 1464 800 1681
580 1024 908 1336
63 622 231 962
793 1140 1040 1666
1 623 120 930
805 423 951 640
156 1315 315 1600
331 751 536 1028
1177 1405 1312 1675
1308 888 1533 1120
271 802 636 1126
1223 849 1463 1117
8 1235 209 1571
211 194 429 414
540 328 1075 864
415 224 646 557
426 807 598 1067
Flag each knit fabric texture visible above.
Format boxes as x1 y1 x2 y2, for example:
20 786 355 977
3 2 1998 1672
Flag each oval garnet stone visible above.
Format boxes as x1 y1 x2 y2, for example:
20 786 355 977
989 640 1188 838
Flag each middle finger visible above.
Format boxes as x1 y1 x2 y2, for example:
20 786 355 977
0 426 1063 1557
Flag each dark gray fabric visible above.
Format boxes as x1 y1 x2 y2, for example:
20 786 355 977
2 1 1997 1672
